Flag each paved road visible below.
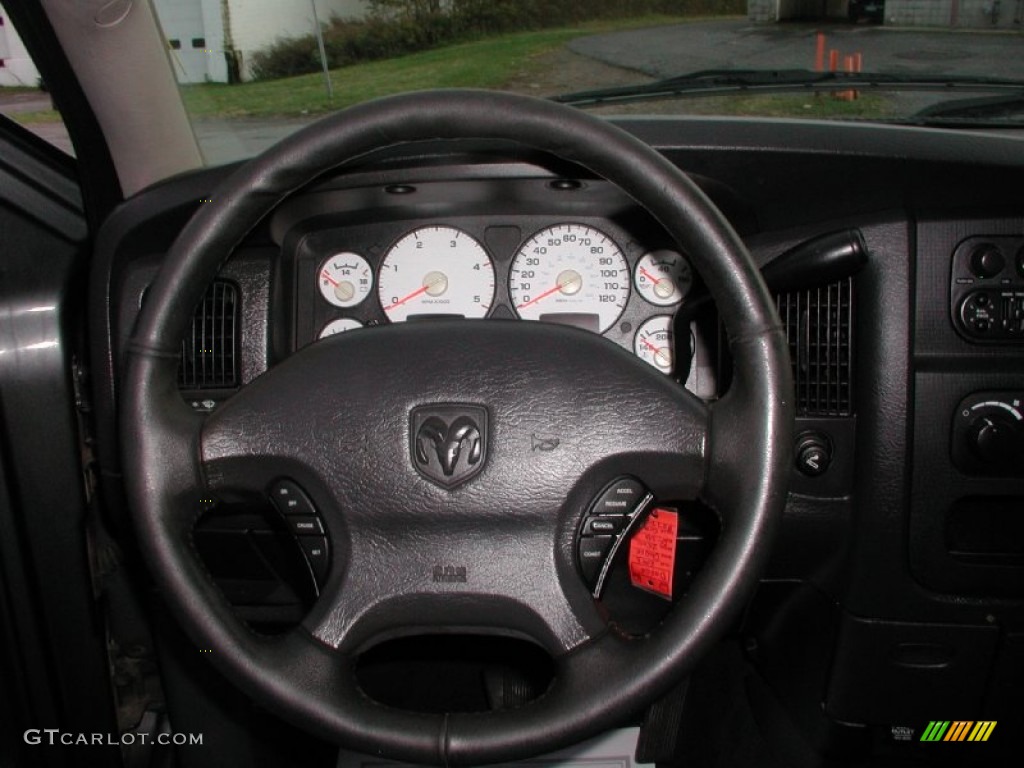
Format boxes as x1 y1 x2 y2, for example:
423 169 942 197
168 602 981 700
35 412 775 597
570 19 1024 80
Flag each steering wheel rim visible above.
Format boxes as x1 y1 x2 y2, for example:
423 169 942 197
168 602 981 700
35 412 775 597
121 90 793 765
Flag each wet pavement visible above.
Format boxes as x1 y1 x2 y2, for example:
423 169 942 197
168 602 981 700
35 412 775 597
569 19 1024 80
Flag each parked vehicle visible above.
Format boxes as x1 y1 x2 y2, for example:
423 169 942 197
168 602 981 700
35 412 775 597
848 0 885 22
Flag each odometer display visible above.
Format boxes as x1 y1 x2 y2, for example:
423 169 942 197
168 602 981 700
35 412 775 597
510 224 629 333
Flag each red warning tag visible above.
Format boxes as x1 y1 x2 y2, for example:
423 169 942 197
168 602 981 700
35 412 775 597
628 508 678 600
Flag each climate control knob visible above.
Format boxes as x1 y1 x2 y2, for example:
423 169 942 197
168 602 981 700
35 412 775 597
953 393 1024 475
967 414 1021 466
970 244 1006 279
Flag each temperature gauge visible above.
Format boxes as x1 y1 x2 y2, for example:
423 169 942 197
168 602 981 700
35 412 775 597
634 316 675 373
634 251 692 307
319 318 364 339
319 253 373 308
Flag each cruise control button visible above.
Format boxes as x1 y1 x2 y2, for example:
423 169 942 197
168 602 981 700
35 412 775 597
270 479 317 517
578 536 615 586
591 478 646 516
298 536 330 584
288 516 324 536
583 516 626 536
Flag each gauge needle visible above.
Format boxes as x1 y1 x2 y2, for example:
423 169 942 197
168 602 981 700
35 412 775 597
639 267 661 283
640 267 674 298
383 272 448 311
640 336 672 368
321 271 339 286
383 284 430 311
517 271 583 310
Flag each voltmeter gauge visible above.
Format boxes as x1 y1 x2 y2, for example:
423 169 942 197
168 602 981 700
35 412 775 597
634 316 675 373
318 318 364 339
318 253 373 308
634 250 692 307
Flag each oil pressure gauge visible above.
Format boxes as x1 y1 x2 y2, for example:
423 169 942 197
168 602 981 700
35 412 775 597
635 251 692 307
318 253 373 308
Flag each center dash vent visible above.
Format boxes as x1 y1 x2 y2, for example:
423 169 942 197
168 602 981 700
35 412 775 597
777 278 854 417
178 281 239 391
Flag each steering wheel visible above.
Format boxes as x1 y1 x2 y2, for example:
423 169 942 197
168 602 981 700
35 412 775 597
121 90 793 765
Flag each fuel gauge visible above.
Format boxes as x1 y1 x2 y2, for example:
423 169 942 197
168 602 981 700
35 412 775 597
319 253 373 308
635 251 692 307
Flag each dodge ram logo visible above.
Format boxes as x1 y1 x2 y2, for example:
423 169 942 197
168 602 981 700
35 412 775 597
410 405 488 489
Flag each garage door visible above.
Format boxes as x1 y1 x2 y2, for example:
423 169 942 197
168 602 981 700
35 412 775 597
154 0 212 84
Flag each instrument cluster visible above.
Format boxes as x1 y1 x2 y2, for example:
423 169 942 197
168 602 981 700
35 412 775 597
308 220 695 378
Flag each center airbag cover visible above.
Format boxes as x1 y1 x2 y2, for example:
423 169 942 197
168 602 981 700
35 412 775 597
203 320 704 521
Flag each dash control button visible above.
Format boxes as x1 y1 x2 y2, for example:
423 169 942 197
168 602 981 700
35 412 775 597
578 536 615 587
270 479 317 517
583 516 627 536
591 478 646 516
298 536 330 585
288 516 325 536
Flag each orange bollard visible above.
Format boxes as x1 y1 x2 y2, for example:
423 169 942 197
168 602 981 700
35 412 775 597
829 50 840 99
815 33 826 72
842 55 856 101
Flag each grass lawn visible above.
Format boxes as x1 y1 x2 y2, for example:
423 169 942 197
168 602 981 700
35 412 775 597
178 15 690 119
621 91 893 120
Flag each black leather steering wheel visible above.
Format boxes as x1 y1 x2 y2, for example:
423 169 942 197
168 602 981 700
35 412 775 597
121 90 793 765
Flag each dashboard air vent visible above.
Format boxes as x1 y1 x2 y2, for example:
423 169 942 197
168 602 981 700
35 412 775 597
777 278 854 417
178 281 239 391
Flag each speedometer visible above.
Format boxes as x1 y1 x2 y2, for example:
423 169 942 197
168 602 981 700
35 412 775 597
510 224 629 334
378 226 495 323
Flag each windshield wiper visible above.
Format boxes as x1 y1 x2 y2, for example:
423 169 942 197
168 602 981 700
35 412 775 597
906 92 1024 124
554 69 1024 108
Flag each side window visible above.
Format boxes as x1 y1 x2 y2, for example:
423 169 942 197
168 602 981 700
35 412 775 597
0 3 73 155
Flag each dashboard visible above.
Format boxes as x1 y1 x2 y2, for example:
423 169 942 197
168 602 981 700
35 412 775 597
270 175 715 397
89 118 1024 761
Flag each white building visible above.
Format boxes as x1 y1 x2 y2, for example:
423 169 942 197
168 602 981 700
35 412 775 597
1 1 367 87
749 0 1024 26
885 0 1024 28
155 0 369 83
0 3 40 87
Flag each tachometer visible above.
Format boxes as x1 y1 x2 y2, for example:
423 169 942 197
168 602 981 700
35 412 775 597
378 226 495 322
510 224 629 333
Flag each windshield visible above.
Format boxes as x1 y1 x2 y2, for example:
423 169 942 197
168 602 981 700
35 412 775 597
7 1 1024 164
